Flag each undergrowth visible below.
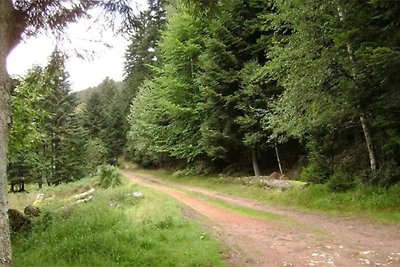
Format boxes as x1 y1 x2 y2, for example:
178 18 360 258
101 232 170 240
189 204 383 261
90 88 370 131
10 178 225 267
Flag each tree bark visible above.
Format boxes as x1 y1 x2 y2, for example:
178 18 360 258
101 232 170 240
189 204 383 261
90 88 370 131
252 149 261 177
0 1 24 265
0 28 12 267
274 143 283 174
360 115 377 171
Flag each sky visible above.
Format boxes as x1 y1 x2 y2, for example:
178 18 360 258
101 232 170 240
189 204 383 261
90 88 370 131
7 1 147 92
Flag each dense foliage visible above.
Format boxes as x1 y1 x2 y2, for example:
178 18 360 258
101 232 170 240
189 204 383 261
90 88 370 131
8 51 87 189
124 0 400 187
9 0 400 191
8 55 124 190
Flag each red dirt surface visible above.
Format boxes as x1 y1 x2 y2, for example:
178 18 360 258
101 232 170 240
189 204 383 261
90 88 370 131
122 168 400 267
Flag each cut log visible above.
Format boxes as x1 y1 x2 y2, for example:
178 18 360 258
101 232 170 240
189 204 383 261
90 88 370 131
263 179 309 190
76 195 93 204
264 179 293 190
70 188 95 202
70 188 95 200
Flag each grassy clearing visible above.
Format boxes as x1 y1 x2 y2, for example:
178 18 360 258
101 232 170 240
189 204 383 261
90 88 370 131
135 168 400 223
10 178 226 267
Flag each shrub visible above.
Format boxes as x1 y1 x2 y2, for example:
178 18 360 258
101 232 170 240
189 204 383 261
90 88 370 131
85 138 108 174
327 172 355 192
299 162 331 184
95 165 122 188
362 161 400 187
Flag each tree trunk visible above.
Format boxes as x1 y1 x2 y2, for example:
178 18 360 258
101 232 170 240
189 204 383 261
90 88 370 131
0 30 12 267
252 149 261 177
274 143 283 174
0 1 24 265
360 115 377 171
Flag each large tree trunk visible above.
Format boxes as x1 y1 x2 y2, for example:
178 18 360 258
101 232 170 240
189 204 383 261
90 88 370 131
0 33 12 267
0 1 24 265
252 149 261 177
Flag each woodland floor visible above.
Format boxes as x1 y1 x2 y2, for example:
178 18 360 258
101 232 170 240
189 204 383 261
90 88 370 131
121 166 400 267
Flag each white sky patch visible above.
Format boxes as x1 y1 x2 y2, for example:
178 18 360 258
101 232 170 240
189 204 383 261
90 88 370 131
6 0 148 92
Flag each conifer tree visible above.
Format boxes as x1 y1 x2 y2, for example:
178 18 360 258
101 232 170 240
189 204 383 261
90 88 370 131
82 78 125 164
42 50 77 185
122 0 167 111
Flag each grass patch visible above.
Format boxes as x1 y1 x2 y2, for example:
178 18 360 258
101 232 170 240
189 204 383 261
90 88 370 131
10 178 225 267
134 168 400 223
8 177 98 211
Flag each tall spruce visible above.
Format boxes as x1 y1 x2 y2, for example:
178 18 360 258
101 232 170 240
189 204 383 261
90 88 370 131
127 10 204 165
83 78 125 164
43 51 77 185
122 0 167 112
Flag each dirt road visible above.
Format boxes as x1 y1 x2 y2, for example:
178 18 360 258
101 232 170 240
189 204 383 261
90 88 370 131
122 168 400 267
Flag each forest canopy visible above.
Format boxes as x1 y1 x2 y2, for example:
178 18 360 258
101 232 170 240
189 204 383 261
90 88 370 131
120 0 400 188
9 0 400 191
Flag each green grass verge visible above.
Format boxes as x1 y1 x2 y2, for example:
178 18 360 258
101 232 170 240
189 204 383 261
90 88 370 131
11 178 226 267
134 168 400 223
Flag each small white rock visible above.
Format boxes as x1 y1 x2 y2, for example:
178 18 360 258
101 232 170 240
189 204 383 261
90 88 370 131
132 191 143 198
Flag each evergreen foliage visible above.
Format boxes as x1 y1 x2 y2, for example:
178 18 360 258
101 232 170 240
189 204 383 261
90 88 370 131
124 0 400 186
9 0 400 192
8 51 90 188
43 50 78 185
95 164 122 188
81 77 125 164
121 0 167 124
85 138 108 174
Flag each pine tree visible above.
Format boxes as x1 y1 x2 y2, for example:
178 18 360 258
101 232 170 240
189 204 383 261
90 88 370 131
62 108 89 180
127 10 204 164
122 0 167 111
82 78 125 164
43 50 78 185
197 0 277 173
98 78 125 164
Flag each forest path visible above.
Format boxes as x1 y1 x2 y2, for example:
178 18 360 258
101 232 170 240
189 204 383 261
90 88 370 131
121 167 400 267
